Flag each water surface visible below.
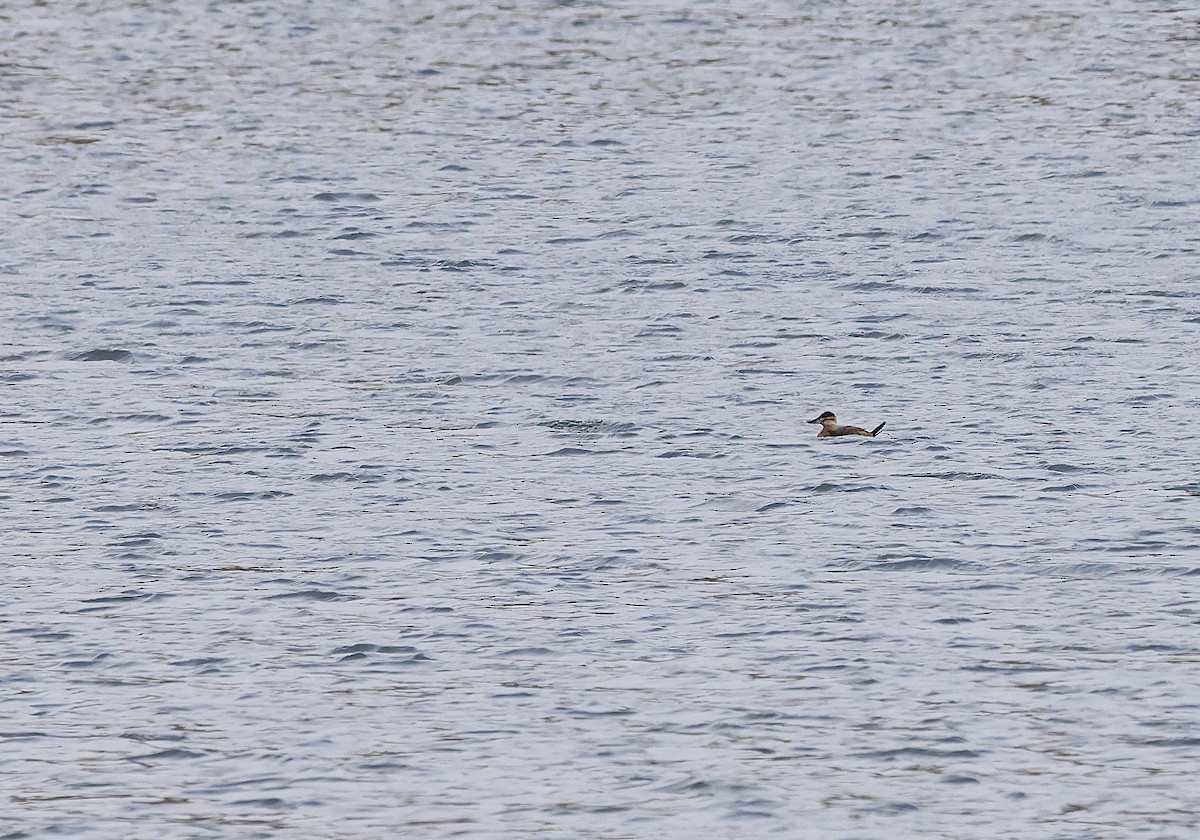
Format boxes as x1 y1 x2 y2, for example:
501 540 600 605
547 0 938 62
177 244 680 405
3 1 1200 837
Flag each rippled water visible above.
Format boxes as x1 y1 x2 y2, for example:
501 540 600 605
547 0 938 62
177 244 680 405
3 0 1200 836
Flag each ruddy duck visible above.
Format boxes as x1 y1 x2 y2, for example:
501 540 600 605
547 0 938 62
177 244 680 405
808 411 886 438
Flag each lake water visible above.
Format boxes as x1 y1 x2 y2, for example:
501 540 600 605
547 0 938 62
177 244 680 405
3 0 1200 836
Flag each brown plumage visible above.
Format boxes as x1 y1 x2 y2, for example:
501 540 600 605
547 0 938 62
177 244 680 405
808 411 886 438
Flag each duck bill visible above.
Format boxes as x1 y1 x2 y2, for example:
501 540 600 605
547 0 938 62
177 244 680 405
807 417 821 424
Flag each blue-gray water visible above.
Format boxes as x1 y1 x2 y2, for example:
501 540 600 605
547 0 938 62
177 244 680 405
3 1 1200 837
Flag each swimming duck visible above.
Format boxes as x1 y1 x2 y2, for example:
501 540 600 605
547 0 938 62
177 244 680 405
809 411 886 438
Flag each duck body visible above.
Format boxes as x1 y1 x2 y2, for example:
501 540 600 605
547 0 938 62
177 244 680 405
809 411 885 438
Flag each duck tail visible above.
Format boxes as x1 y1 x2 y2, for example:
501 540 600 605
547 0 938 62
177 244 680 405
870 422 886 437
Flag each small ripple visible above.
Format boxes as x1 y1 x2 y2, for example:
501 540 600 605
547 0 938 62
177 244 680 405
312 191 379 202
541 419 639 438
903 471 1007 481
265 590 359 602
861 556 973 572
859 747 984 760
539 447 624 457
1137 737 1200 748
801 482 890 493
127 748 206 762
69 349 135 362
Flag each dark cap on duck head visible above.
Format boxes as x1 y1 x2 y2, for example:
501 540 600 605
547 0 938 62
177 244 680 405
808 411 836 424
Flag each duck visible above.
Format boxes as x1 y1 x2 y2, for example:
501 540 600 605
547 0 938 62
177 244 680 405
808 411 886 438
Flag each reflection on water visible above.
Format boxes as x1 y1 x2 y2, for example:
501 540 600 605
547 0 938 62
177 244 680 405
3 0 1200 836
